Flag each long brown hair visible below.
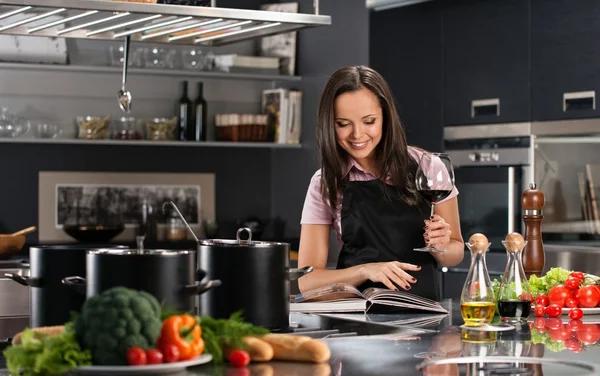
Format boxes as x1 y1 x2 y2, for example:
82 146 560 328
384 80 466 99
316 66 421 211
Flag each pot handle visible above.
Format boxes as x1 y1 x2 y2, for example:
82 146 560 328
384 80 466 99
183 279 222 296
4 273 42 287
61 276 87 295
287 266 314 281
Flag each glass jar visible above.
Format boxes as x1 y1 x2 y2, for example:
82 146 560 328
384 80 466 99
112 117 143 140
165 212 186 241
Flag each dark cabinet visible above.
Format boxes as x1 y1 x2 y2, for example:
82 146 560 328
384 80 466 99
369 2 444 152
443 0 530 126
531 0 600 120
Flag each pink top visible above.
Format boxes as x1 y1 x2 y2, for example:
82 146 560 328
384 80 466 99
300 147 459 251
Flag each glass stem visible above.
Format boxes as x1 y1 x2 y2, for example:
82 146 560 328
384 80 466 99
430 203 435 218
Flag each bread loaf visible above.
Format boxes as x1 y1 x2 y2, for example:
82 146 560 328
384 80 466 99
12 325 65 345
261 334 331 363
224 336 275 362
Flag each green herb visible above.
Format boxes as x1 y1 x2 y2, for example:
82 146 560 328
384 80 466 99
3 323 92 376
199 311 270 364
531 328 567 352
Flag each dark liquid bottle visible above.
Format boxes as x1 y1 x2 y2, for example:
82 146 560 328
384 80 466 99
178 81 192 141
189 81 207 141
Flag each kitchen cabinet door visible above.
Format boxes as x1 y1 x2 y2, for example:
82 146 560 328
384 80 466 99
531 0 600 120
369 2 444 152
443 0 531 126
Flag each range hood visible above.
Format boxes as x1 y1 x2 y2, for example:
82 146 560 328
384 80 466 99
0 0 331 46
366 0 433 11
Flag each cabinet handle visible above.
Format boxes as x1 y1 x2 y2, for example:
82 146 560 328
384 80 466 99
471 98 500 118
563 90 595 112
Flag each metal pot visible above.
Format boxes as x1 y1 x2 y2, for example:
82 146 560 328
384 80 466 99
198 228 313 330
4 244 128 328
62 249 221 312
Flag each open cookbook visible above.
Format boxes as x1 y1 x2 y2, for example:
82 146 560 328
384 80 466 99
290 283 448 314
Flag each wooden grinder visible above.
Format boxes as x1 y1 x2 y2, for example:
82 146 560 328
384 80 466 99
521 182 545 278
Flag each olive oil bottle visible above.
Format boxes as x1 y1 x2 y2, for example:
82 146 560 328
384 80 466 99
460 233 496 327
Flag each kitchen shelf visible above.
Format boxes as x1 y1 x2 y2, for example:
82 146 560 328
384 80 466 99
0 0 331 46
0 62 302 82
0 137 302 148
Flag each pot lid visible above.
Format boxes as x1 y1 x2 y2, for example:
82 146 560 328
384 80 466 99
88 249 193 256
200 227 288 248
416 356 600 375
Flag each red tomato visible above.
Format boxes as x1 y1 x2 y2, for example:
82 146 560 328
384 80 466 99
576 324 600 345
145 349 163 365
545 304 563 318
534 317 547 332
545 317 563 330
565 276 582 290
569 307 584 320
127 347 147 366
548 325 572 343
227 350 250 367
569 319 584 332
534 304 546 317
576 285 600 308
565 338 584 353
535 294 549 307
548 285 570 307
162 344 180 363
565 297 578 308
570 271 585 282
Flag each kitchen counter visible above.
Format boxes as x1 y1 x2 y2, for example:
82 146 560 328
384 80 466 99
2 299 600 375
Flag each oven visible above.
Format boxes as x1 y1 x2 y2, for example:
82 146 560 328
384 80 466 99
444 133 532 253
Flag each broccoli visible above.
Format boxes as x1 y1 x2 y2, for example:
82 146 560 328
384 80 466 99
74 287 163 366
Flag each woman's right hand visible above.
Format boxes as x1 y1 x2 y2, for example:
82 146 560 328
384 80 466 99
359 261 421 291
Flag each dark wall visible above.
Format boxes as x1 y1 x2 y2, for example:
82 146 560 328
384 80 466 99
269 0 370 255
0 143 271 241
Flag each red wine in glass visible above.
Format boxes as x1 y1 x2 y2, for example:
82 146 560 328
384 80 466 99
413 152 455 253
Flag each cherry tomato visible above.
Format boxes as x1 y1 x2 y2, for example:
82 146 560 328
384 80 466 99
546 303 563 318
227 350 250 367
548 285 570 307
127 347 147 366
534 304 546 317
570 271 585 282
576 285 600 308
162 344 180 363
535 294 549 307
576 324 600 345
566 276 582 290
545 317 563 330
534 317 547 332
569 319 584 332
565 297 578 308
569 307 584 320
565 337 584 353
145 349 163 365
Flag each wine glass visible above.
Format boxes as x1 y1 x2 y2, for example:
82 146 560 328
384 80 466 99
413 152 455 253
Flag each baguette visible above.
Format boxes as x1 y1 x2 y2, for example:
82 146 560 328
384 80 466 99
12 325 65 345
261 334 331 363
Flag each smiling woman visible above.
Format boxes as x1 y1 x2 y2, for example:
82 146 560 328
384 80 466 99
297 66 465 301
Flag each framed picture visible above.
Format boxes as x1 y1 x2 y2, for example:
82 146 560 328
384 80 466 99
39 171 215 242
259 2 298 76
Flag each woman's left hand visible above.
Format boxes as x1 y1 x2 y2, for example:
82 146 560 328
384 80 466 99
424 214 452 251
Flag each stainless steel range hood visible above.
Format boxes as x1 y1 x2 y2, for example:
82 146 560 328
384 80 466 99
0 0 331 46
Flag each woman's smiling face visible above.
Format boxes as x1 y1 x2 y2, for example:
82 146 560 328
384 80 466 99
334 87 383 171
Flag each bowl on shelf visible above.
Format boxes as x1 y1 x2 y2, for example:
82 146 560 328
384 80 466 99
63 224 125 243
145 117 177 141
0 235 26 260
34 122 63 139
75 115 111 140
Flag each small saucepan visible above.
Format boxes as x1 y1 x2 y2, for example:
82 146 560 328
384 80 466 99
62 248 221 312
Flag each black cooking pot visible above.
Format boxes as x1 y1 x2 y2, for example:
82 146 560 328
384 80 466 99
198 228 313 330
62 249 221 312
4 244 127 328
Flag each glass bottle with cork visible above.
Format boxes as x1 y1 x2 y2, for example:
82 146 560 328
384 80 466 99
497 232 532 322
177 80 192 141
460 233 496 327
165 209 186 241
190 81 207 141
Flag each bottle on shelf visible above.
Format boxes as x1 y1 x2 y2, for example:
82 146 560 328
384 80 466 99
460 233 496 327
177 80 193 141
189 81 207 141
497 232 532 323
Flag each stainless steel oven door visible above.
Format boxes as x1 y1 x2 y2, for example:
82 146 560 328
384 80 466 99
448 147 530 252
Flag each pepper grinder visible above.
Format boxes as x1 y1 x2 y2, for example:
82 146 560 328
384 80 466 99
521 182 545 278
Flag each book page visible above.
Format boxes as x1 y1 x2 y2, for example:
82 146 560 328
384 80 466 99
292 283 364 303
363 288 447 313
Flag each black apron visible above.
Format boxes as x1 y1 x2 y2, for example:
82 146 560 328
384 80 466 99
336 179 440 301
